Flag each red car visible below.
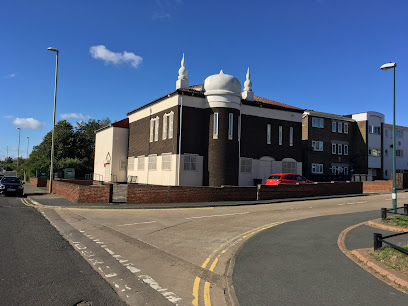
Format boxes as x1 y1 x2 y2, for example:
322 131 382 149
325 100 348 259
265 173 313 185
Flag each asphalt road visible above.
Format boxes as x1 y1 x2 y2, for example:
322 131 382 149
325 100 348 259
233 211 408 305
0 194 126 306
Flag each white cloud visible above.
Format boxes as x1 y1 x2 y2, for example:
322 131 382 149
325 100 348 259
89 45 143 68
13 118 45 129
60 113 91 120
4 115 14 119
4 73 16 79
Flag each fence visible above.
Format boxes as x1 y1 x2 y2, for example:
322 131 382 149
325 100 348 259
374 205 408 255
85 173 103 181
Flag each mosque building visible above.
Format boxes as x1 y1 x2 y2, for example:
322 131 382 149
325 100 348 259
94 55 304 186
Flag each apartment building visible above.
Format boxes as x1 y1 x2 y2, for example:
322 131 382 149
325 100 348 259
383 123 408 179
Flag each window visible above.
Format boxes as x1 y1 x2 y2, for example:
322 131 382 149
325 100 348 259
184 154 198 171
344 144 349 155
312 117 324 128
344 167 349 175
169 112 174 139
331 166 337 174
163 114 168 140
241 158 252 173
332 143 337 154
228 113 233 140
344 123 349 134
267 124 271 144
312 141 323 151
161 153 171 170
338 144 342 155
279 126 283 145
312 163 323 174
137 156 145 171
332 122 336 132
338 122 343 133
396 150 404 157
289 127 293 146
369 125 381 135
369 148 381 156
213 113 218 139
282 161 297 173
385 149 388 157
120 160 127 171
154 117 159 141
148 154 157 170
128 157 134 171
149 119 154 142
396 130 404 138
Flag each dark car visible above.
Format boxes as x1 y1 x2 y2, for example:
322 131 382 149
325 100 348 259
0 176 24 196
266 173 314 185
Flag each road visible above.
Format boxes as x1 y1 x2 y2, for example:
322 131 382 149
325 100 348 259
0 194 126 306
32 191 408 305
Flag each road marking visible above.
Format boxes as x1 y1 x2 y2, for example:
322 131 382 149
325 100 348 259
193 221 283 306
116 221 157 227
185 212 249 220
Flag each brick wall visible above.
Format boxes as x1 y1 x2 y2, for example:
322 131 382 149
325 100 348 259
257 182 363 200
30 177 47 187
78 184 111 203
127 185 257 204
362 180 393 192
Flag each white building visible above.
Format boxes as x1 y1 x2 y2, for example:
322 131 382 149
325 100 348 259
383 123 408 179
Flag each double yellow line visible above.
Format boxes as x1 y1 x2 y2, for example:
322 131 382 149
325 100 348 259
21 198 34 207
192 221 282 305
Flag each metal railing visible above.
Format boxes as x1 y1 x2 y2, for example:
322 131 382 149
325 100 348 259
111 174 117 183
85 173 103 181
381 204 408 220
127 176 138 184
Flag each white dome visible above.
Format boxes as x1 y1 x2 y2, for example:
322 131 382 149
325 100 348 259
203 70 242 96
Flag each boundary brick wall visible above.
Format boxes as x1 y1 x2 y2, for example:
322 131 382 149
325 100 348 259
127 185 257 204
30 177 48 187
362 180 393 192
257 182 363 200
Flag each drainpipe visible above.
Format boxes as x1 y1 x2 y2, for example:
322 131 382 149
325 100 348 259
238 112 241 186
147 107 151 185
177 92 183 186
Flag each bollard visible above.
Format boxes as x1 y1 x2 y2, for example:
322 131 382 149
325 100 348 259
374 233 383 251
404 204 408 216
381 208 387 220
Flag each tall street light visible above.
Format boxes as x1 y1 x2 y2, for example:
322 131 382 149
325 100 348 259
48 47 59 193
25 136 29 182
16 127 21 171
381 62 397 213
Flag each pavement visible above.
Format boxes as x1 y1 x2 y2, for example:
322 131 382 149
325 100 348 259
23 184 408 303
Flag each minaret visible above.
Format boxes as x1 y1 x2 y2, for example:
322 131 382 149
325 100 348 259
242 68 254 101
176 54 189 89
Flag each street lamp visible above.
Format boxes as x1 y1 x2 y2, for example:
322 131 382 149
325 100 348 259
381 62 397 213
16 127 21 171
48 47 59 193
25 136 29 182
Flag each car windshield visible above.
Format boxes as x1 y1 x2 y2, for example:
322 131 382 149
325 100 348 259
3 177 21 183
268 175 281 179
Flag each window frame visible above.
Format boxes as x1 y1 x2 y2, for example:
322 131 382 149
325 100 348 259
267 124 271 144
332 122 336 133
338 122 343 133
228 113 233 140
161 153 172 171
148 154 157 171
213 113 218 139
311 163 323 174
137 155 145 171
184 154 198 171
312 117 324 128
338 144 343 155
312 140 323 151
344 123 349 134
240 158 253 173
289 127 293 146
279 126 283 145
332 143 337 154
344 144 349 155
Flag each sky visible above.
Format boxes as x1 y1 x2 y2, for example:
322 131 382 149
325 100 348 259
1 0 407 160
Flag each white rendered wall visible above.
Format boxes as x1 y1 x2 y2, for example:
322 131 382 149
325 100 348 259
94 127 114 181
127 154 203 186
383 125 408 179
111 128 129 182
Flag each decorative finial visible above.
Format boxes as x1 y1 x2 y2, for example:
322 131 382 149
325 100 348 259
220 70 224 74
176 53 189 89
244 67 252 92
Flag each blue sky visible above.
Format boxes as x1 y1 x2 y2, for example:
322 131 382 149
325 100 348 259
1 0 407 159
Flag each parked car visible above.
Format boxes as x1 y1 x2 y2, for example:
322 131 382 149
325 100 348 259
266 173 313 185
0 176 24 196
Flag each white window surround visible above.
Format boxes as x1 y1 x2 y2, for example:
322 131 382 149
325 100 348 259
344 123 349 134
149 119 154 142
312 140 323 151
338 144 342 155
282 161 296 173
163 114 168 140
169 112 174 139
137 156 145 171
267 124 271 144
154 117 159 141
332 122 336 132
344 144 349 155
289 127 293 146
161 153 171 171
279 126 282 145
338 122 343 133
184 154 198 171
332 143 337 154
120 160 127 171
312 163 323 174
128 157 134 171
240 158 252 173
228 113 233 140
213 113 219 139
148 154 157 170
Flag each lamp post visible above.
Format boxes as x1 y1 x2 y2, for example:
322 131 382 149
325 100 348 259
16 127 21 171
381 62 397 213
48 47 59 193
25 137 29 182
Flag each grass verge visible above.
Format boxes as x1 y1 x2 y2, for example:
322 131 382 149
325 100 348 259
383 215 408 228
370 245 408 274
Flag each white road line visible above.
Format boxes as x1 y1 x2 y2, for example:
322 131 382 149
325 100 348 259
338 203 345 206
116 221 157 227
184 212 249 220
356 201 367 204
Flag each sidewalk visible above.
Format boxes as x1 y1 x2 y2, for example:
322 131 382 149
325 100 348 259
24 184 375 209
